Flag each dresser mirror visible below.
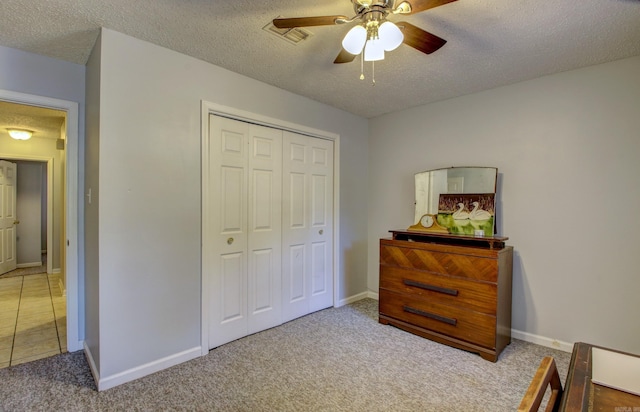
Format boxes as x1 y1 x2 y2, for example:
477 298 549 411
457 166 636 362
414 167 498 224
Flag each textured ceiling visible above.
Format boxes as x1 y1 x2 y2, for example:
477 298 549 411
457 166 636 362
0 101 65 141
1 0 640 118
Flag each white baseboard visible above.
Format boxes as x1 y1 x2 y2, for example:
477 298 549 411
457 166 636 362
58 279 66 297
511 329 573 353
16 262 42 268
84 342 100 388
85 344 202 391
337 290 379 307
337 291 370 307
67 338 82 353
52 268 61 274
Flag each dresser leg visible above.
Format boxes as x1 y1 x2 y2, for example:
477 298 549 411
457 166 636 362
479 352 498 362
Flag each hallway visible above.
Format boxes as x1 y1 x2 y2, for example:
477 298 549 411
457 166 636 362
0 273 66 368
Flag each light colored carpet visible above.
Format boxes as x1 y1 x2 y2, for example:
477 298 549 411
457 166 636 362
0 298 570 411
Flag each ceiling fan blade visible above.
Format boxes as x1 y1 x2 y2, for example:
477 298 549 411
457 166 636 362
273 15 347 29
334 48 357 64
397 21 447 54
404 0 457 14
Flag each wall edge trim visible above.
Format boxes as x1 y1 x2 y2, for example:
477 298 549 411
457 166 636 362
94 346 202 391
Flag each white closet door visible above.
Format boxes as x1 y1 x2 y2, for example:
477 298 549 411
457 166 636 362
307 136 334 313
209 116 249 348
208 115 282 348
282 132 334 322
247 124 282 335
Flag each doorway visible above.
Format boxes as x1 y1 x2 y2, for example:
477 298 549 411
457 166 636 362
0 158 53 277
0 143 66 368
0 90 80 362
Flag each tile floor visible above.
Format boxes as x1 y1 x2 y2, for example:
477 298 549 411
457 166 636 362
0 273 66 369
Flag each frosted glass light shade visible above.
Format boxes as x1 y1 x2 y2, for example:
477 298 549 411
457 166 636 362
379 21 404 51
364 39 385 61
342 25 367 55
7 129 33 140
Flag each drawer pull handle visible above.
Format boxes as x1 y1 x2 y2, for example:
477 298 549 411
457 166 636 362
403 305 457 326
403 279 459 296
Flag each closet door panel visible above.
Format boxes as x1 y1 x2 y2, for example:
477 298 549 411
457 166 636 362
220 167 244 233
209 116 249 348
310 174 329 299
311 175 327 226
308 138 334 312
282 132 334 321
311 241 328 296
286 244 306 302
252 171 273 230
250 248 274 311
288 173 306 228
221 252 245 323
282 168 309 320
282 134 309 321
247 125 282 334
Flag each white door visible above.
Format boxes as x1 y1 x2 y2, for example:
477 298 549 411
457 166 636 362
246 123 282 335
282 132 334 322
208 115 282 348
0 160 18 275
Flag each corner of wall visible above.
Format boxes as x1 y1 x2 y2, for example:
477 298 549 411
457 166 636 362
94 347 202 391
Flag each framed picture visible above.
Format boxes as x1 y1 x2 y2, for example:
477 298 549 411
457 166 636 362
437 193 495 236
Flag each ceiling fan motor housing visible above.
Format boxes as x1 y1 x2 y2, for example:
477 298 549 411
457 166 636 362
352 0 395 15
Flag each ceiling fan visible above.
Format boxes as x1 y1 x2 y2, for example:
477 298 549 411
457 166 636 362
273 0 458 65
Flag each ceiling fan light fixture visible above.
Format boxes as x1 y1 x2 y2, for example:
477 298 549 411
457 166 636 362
364 38 384 61
378 21 403 51
7 128 33 140
342 25 367 54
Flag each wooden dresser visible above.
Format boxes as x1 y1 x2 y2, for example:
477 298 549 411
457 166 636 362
379 231 513 362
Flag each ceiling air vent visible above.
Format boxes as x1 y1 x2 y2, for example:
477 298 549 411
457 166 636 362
263 19 313 45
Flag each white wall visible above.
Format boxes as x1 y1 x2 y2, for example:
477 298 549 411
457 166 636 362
85 28 369 389
0 45 85 102
84 32 102 373
0 44 86 340
368 55 640 354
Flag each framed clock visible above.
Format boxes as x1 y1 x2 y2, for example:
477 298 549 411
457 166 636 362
408 214 449 234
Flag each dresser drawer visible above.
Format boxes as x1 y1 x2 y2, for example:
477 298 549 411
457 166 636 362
380 244 499 283
379 289 497 349
380 265 497 315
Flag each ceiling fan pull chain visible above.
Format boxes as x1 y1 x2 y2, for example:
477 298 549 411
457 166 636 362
360 53 365 80
372 61 376 86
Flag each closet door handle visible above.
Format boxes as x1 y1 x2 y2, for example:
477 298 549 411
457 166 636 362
319 229 323 235
227 237 234 245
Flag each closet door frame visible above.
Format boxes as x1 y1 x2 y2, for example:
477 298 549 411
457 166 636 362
200 101 340 354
